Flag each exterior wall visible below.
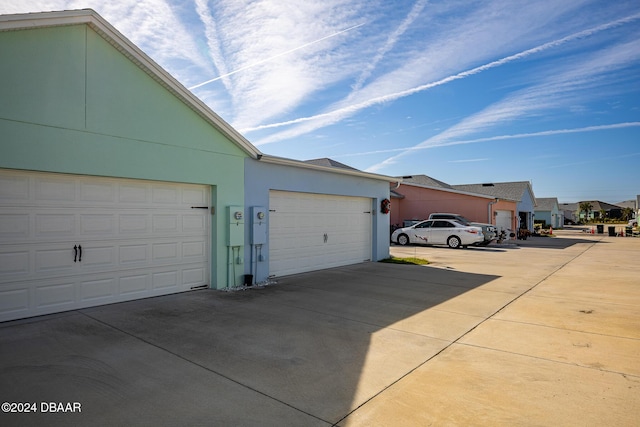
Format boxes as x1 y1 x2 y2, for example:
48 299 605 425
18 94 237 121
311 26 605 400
517 189 536 231
0 25 248 288
244 159 391 283
536 206 563 228
391 185 515 226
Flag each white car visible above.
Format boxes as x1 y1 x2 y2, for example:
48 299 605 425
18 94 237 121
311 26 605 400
391 219 484 249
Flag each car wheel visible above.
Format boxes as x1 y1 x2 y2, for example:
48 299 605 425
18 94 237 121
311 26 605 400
447 236 461 249
397 234 410 246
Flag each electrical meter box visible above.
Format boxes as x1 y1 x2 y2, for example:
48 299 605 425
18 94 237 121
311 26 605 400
251 206 267 244
227 206 244 246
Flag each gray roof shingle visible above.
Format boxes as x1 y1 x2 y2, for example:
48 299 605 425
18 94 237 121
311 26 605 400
452 181 532 202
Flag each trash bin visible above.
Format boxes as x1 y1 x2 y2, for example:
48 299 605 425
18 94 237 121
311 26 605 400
243 274 253 286
608 226 616 236
596 224 604 234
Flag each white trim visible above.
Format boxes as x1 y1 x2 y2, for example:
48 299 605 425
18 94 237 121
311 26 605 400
0 9 262 159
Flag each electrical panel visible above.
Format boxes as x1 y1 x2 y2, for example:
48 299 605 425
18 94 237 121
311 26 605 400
227 206 244 246
251 206 267 244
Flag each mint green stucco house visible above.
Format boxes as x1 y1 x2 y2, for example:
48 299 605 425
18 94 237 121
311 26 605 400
0 10 261 321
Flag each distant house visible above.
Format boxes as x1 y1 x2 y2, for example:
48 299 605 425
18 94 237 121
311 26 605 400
390 175 518 235
575 201 624 221
452 181 537 232
535 198 563 229
616 198 638 220
559 203 579 224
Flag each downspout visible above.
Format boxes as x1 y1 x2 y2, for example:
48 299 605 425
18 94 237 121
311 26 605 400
488 198 498 224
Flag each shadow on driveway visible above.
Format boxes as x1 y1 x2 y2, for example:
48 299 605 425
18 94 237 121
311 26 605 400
0 262 499 426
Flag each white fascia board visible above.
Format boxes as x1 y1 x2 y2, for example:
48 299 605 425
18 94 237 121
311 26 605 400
0 9 262 159
259 155 400 183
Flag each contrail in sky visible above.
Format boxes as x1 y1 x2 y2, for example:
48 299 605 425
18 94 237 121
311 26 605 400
333 122 640 158
245 12 640 137
188 22 365 90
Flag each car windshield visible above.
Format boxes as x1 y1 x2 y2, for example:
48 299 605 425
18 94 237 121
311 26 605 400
456 216 471 225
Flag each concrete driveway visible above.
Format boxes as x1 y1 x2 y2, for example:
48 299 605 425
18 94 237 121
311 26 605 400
1 229 638 426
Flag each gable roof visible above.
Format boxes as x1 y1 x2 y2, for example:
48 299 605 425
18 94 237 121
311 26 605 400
560 203 578 211
452 181 535 204
535 197 559 211
259 155 398 182
576 201 623 211
0 9 261 159
303 158 359 171
398 175 454 190
395 174 520 201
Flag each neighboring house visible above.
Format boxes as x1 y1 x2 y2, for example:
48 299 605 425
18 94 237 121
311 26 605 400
390 175 518 236
616 199 638 220
534 198 563 229
575 201 624 221
559 203 579 224
244 157 395 282
0 10 264 321
452 181 537 233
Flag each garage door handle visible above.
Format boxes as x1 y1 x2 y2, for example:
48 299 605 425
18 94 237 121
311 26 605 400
324 233 328 243
78 245 82 262
74 245 78 262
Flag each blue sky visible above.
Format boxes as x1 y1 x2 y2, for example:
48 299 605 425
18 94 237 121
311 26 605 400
2 1 639 203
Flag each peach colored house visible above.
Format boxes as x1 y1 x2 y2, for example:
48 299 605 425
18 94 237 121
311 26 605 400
391 175 518 235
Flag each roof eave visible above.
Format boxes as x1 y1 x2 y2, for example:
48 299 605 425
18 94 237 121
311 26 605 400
258 155 399 183
399 181 515 200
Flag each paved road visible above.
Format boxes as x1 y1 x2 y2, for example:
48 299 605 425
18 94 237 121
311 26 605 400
0 228 638 426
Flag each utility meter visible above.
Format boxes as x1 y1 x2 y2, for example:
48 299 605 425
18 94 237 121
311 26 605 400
251 207 267 245
227 206 244 246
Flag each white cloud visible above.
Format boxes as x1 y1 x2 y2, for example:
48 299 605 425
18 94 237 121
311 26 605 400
248 0 632 145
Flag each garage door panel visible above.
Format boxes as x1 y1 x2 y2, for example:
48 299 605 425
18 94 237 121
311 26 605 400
36 213 75 237
80 277 117 302
119 273 149 296
0 169 210 322
0 175 29 200
153 270 178 290
183 267 206 286
35 177 75 202
80 214 116 235
35 281 75 309
82 245 117 268
35 247 75 273
0 213 29 239
0 288 29 318
79 181 116 203
119 183 149 204
152 186 181 204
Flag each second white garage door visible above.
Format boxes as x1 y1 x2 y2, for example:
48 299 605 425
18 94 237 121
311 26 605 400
268 190 373 277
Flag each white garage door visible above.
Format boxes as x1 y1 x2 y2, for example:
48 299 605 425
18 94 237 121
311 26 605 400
496 210 513 237
0 169 209 322
269 190 372 277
